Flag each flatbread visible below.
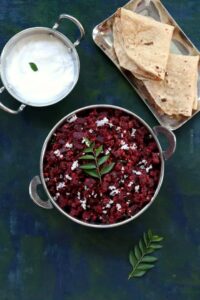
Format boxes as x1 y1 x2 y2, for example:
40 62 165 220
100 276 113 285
113 16 154 80
145 54 199 117
114 8 174 81
193 65 198 110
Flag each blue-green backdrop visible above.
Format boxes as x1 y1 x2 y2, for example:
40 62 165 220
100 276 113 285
0 0 200 299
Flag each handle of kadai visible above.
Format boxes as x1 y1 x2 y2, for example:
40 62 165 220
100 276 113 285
52 14 85 47
0 86 26 114
29 176 53 209
153 126 176 160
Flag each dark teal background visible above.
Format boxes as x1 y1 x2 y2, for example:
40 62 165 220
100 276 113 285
0 0 200 299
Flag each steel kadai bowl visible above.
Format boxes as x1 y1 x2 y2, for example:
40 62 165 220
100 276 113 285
0 14 85 114
29 105 176 229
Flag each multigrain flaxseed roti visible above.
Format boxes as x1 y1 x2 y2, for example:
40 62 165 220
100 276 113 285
145 54 199 117
113 8 174 81
113 16 153 80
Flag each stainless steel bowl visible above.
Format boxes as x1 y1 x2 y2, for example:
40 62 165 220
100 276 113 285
29 105 176 228
0 14 85 114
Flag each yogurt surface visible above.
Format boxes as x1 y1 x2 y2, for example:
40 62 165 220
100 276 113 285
4 32 76 105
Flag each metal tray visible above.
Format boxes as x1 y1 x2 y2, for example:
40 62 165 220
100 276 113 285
92 0 200 131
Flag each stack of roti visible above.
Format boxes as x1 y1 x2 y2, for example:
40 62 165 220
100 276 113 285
145 54 199 117
113 8 199 117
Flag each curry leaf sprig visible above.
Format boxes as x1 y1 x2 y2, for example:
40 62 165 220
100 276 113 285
79 138 115 181
128 230 163 279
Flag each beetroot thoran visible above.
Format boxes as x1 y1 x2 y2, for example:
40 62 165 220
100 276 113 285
43 108 161 225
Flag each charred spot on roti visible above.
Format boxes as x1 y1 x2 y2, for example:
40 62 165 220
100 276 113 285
144 42 154 46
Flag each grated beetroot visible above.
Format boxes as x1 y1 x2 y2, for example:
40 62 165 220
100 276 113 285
43 108 161 225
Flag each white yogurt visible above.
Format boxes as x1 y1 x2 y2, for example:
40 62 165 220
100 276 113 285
4 33 76 105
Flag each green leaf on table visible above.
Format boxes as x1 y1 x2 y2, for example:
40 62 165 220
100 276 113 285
129 270 146 278
29 62 38 72
146 248 155 254
148 229 153 240
134 245 141 260
142 256 158 263
100 162 115 175
150 244 163 250
137 263 154 271
129 251 137 267
139 239 145 255
143 232 148 247
152 235 164 242
128 230 163 279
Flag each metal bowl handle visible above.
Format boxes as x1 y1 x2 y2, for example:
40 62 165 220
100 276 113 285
29 176 53 209
52 14 85 47
0 86 26 114
153 126 176 160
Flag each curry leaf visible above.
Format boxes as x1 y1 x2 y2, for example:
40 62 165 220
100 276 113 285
91 142 95 148
142 256 158 263
148 229 153 240
152 236 164 242
84 169 100 179
134 245 141 260
79 155 95 160
100 163 115 175
95 145 103 157
83 147 94 153
139 239 145 255
129 251 137 267
146 248 155 255
79 138 115 181
137 263 154 271
129 270 146 278
79 164 96 170
83 137 91 147
29 62 38 72
98 155 109 166
128 230 163 279
150 244 163 250
143 232 148 247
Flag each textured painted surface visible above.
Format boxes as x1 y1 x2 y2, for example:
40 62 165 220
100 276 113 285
0 0 200 299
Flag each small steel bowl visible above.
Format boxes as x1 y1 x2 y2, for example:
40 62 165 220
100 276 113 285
29 105 176 228
0 14 85 114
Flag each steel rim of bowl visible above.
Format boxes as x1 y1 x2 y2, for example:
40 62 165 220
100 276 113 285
0 27 80 107
39 104 165 228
